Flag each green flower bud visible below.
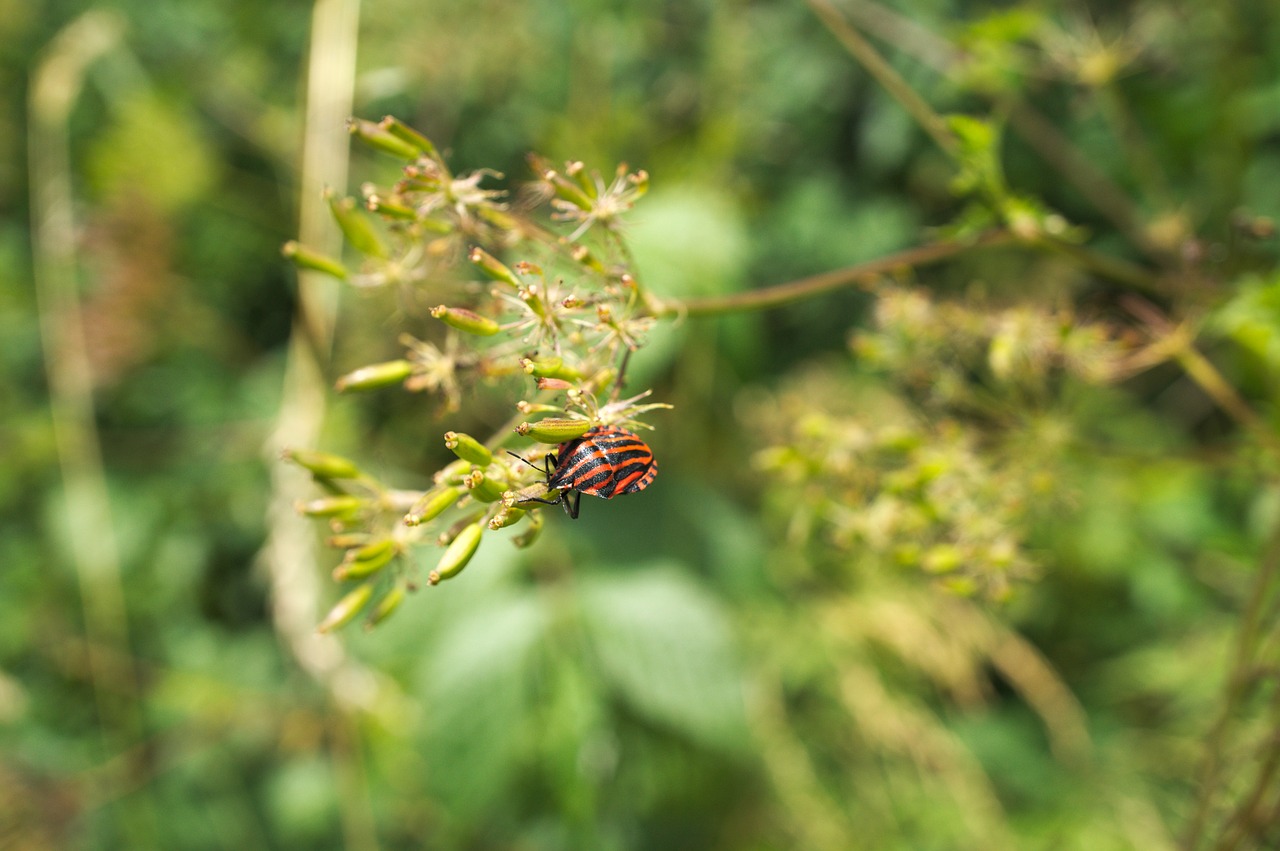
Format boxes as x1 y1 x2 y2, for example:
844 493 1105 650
283 448 362 480
939 576 979 597
570 244 604 273
347 117 422 160
518 285 548 319
478 205 520 231
365 193 416 220
444 432 493 466
520 357 582 382
892 543 921 567
543 168 593 211
430 521 484 584
923 544 963 574
430 305 500 336
433 459 472 486
297 495 365 518
378 115 439 161
327 191 389 258
565 161 597 198
282 241 348 280
317 582 375 633
327 533 369 549
437 511 486 546
488 506 526 530
516 417 591 444
517 400 564 414
364 584 407 629
465 469 507 503
334 539 397 580
405 485 462 526
335 360 413 392
628 169 649 197
468 246 521 288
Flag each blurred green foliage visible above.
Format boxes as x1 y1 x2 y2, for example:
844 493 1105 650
7 1 1280 849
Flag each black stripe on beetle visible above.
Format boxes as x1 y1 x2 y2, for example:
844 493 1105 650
510 425 657 519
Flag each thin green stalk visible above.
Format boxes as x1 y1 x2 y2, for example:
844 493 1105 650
807 0 956 156
1212 682 1280 851
813 0 1178 279
1006 103 1164 261
651 231 1013 319
1173 345 1275 448
1036 236 1166 294
753 672 860 850
1122 297 1280 457
332 710 380 851
259 0 391 717
261 7 387 844
264 0 357 671
1182 516 1280 850
29 10 155 846
839 0 1161 263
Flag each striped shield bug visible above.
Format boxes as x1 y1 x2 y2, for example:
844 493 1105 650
510 425 657 519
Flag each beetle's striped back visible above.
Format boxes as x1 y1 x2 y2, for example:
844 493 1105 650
548 426 657 499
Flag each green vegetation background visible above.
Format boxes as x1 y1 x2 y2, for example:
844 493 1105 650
6 1 1280 849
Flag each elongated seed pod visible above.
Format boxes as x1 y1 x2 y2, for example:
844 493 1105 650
431 522 484 583
317 583 374 633
444 432 493 466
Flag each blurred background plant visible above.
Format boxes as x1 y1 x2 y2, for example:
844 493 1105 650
8 1 1280 850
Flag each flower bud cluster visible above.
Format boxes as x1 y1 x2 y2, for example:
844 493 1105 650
748 375 1041 600
851 285 1132 412
284 117 670 628
748 286 1132 600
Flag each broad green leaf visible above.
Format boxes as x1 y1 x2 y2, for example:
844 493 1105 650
576 565 748 753
1210 271 1280 371
418 592 548 815
628 185 748 300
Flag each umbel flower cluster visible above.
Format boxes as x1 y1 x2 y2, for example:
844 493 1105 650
749 285 1132 600
283 117 667 631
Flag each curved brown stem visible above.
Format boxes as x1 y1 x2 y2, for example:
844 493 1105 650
650 231 1014 319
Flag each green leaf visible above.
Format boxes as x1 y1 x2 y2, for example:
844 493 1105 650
577 566 748 753
86 93 218 213
1210 271 1280 370
628 186 749 300
418 592 548 815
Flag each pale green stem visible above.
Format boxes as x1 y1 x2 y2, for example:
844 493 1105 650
1122 298 1279 455
29 10 155 845
650 231 1013 319
1034 236 1165 294
806 0 956 156
836 0 1163 261
258 6 383 850
1183 515 1280 850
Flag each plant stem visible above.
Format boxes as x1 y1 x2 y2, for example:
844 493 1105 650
650 231 1013 319
1036 236 1166 294
29 12 156 846
1121 297 1279 455
1173 345 1273 442
1212 682 1280 851
1006 103 1165 261
807 0 956 155
259 0 387 718
814 0 1176 271
1182 511 1280 850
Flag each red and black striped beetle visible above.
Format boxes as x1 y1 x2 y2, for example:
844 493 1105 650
512 425 657 519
